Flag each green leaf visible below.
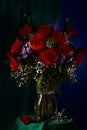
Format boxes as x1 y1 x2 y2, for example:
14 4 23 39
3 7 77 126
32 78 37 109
36 75 43 93
65 17 70 25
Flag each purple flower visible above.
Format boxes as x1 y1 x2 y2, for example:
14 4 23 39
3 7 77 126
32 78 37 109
22 53 28 59
48 23 59 31
53 23 59 31
26 47 32 54
61 55 66 63
20 48 26 55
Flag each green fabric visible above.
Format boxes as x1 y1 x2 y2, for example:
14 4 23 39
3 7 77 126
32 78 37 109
15 117 44 130
11 115 75 130
0 0 61 130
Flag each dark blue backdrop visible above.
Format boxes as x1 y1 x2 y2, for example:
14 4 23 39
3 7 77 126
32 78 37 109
57 1 87 130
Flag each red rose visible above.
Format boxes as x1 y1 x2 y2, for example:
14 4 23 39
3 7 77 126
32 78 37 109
58 43 72 57
65 25 78 36
39 48 58 65
74 48 85 65
9 56 19 71
10 39 20 55
20 116 33 125
30 33 45 51
18 24 32 36
51 31 66 44
36 24 51 37
6 50 19 71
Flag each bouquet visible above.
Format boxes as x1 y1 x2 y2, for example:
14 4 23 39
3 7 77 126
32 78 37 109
6 17 85 93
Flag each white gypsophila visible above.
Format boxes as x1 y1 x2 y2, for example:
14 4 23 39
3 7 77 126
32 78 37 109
46 38 55 48
11 65 31 87
25 41 30 47
67 64 77 82
34 59 44 81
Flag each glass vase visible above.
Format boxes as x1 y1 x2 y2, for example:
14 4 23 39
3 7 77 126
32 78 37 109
34 88 58 121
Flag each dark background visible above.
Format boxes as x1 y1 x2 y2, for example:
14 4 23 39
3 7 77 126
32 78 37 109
0 0 87 130
59 1 87 130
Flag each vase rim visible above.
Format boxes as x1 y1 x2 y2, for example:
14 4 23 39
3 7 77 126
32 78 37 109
37 90 55 95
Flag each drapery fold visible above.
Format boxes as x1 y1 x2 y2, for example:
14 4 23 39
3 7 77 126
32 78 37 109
0 0 61 129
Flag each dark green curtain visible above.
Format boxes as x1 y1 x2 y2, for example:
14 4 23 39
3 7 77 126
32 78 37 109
0 0 61 129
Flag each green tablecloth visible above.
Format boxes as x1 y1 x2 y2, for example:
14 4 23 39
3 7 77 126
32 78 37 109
11 115 77 130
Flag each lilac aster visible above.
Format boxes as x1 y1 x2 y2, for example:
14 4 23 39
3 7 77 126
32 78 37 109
48 23 59 31
26 47 32 54
53 23 59 31
20 48 26 55
22 53 28 59
61 55 66 63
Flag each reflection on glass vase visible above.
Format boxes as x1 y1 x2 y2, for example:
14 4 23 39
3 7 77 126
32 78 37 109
34 88 58 121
